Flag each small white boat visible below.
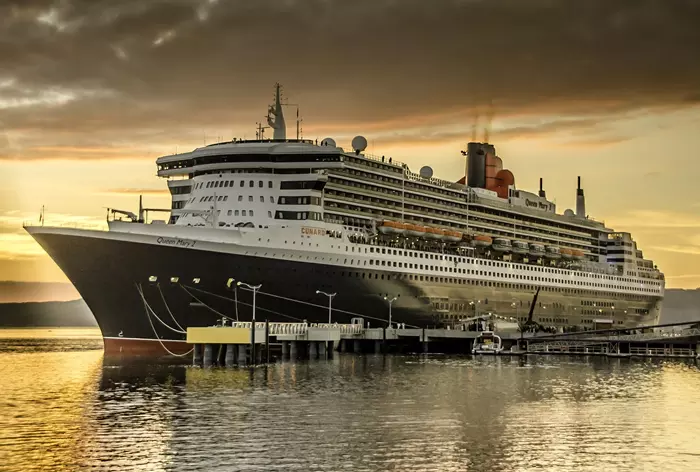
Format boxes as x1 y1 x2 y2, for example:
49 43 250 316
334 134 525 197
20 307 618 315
471 331 504 355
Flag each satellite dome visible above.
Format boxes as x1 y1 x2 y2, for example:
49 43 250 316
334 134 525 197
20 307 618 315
351 135 368 153
419 166 434 179
564 209 575 217
320 137 336 147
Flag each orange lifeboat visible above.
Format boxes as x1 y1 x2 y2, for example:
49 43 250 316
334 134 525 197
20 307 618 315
378 220 406 235
425 227 446 240
444 229 463 242
473 234 493 247
571 249 585 260
405 224 426 237
560 248 573 259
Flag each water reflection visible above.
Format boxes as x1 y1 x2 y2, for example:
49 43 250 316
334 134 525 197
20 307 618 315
2 334 700 471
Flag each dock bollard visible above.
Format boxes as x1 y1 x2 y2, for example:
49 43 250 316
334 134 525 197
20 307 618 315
203 344 214 366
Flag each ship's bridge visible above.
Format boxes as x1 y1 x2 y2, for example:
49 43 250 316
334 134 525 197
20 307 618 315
156 139 344 178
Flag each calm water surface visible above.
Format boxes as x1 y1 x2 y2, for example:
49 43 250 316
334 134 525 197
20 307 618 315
1 329 699 471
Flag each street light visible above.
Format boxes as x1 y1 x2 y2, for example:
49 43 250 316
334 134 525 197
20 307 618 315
384 295 398 328
237 281 262 364
316 290 336 324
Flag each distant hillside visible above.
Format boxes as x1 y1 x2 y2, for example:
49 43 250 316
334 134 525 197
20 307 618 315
0 281 80 303
0 299 97 327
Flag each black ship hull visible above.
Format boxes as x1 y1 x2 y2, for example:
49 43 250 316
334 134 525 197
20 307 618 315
28 228 446 355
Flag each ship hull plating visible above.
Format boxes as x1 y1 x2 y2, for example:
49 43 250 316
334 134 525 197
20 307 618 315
29 228 660 356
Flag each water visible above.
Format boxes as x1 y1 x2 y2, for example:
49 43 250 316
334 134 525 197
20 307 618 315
1 329 700 471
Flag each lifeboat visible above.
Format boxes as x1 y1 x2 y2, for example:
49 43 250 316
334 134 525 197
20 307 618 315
492 237 512 252
473 234 493 247
425 227 445 240
444 229 463 242
405 224 426 237
545 245 561 259
529 243 545 256
512 240 529 254
560 248 574 259
571 249 585 260
378 220 406 235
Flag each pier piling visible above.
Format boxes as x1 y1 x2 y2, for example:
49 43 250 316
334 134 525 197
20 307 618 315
203 344 214 366
225 344 236 367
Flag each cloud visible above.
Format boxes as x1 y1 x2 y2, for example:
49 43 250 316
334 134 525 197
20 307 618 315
99 187 169 196
0 0 699 160
608 210 700 230
650 245 700 256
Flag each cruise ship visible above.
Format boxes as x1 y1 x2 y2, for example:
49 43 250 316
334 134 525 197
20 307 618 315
25 85 665 355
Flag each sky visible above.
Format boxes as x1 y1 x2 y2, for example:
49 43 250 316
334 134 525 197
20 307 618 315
1 0 700 301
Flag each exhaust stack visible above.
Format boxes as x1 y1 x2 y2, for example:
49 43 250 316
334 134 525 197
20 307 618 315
538 178 546 198
575 176 586 218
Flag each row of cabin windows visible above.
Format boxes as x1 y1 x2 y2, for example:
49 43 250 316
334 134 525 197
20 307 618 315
197 195 229 203
195 180 275 190
275 211 323 221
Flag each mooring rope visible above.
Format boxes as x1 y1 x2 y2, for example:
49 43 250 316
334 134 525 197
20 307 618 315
137 283 193 357
180 284 301 321
135 283 186 334
178 284 237 322
156 283 186 331
181 284 400 326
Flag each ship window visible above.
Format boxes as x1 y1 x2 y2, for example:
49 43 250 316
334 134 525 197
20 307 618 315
268 181 273 188
268 211 272 218
242 210 247 216
223 196 228 201
249 180 254 187
270 197 274 203
249 196 253 202
250 210 254 216
240 181 244 187
238 196 243 202
235 210 239 216
260 196 264 202
227 210 232 216
224 181 229 187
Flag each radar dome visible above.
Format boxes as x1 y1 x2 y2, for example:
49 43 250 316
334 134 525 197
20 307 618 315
351 135 368 153
419 166 434 179
320 137 336 147
564 209 575 217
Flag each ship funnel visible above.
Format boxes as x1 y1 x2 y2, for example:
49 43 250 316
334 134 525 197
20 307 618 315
575 176 586 218
466 142 486 188
538 178 546 198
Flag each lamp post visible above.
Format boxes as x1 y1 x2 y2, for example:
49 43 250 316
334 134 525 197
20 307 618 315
316 290 336 324
237 281 262 364
384 296 398 328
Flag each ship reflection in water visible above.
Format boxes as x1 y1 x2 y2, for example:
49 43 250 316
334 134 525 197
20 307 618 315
1 332 700 471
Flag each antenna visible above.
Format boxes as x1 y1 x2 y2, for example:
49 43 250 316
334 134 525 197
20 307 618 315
255 122 269 140
282 103 301 140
